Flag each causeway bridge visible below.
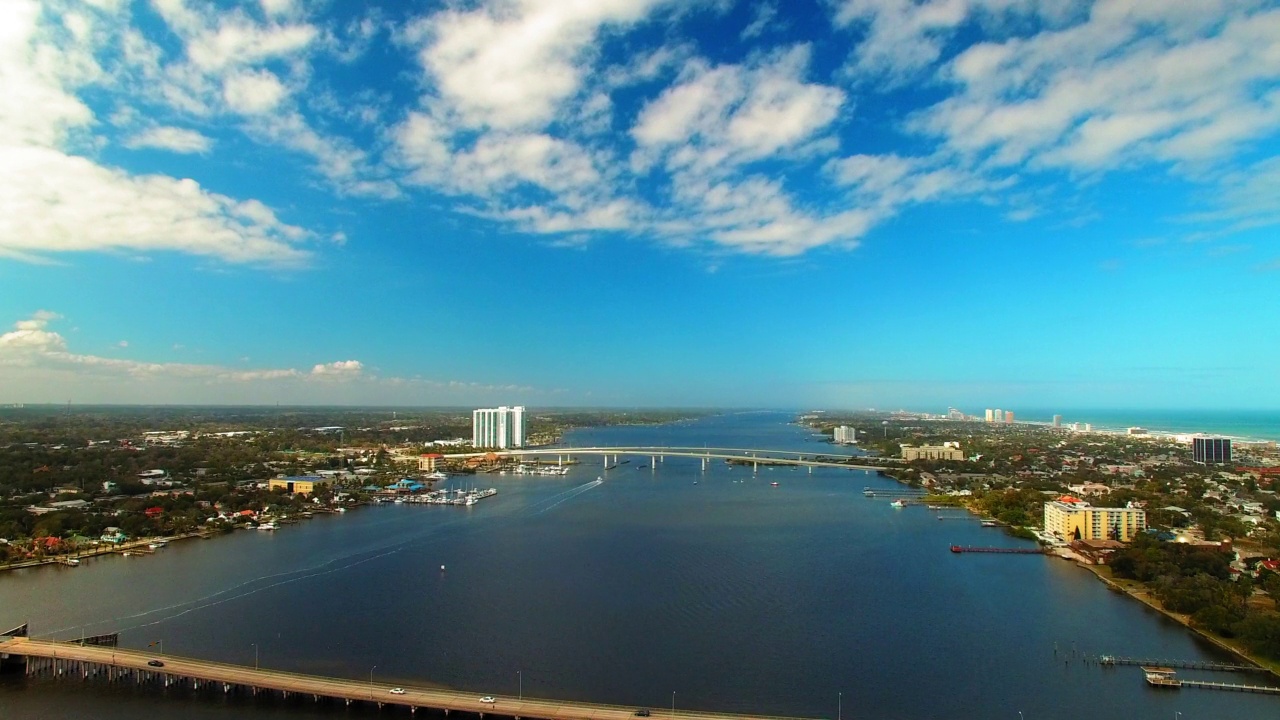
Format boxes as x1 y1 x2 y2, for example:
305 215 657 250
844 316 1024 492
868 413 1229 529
444 446 896 473
1 636 813 720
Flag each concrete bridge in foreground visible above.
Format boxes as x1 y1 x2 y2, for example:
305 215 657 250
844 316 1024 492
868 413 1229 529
444 446 897 473
1 636 814 720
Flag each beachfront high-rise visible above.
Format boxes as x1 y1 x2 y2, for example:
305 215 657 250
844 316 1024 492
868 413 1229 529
472 406 526 449
833 426 857 444
1192 437 1231 464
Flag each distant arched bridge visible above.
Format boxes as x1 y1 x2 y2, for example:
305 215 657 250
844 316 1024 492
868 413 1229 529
443 446 897 472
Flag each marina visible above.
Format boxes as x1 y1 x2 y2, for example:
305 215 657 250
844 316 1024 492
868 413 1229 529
379 487 498 506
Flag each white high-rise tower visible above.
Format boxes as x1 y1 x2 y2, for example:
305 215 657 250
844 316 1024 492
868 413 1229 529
472 406 527 449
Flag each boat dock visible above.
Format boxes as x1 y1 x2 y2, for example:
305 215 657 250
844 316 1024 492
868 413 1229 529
1137 666 1280 695
1100 655 1267 673
949 545 1044 554
0 637 813 720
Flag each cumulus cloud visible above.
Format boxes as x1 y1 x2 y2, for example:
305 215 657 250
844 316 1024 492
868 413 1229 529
222 69 288 115
632 46 845 171
909 1 1280 173
0 146 312 265
310 360 364 377
0 0 325 266
0 312 345 382
403 0 675 130
394 26 867 255
123 125 213 153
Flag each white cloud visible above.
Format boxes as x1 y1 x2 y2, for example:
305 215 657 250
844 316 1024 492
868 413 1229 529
123 125 212 153
741 3 778 40
0 0 98 147
0 145 312 265
0 0 335 266
311 360 364 377
632 46 845 171
913 1 1280 173
183 16 317 72
1183 156 1280 233
827 152 998 209
404 0 675 130
222 69 287 115
259 0 297 19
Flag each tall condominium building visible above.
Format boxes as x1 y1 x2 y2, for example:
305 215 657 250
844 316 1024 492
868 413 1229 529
1043 498 1146 542
1052 414 1062 428
1004 411 1015 424
1192 437 1231 464
984 409 995 422
472 406 526 449
833 426 858 444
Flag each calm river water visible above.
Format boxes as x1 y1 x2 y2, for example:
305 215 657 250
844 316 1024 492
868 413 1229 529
1 412 1276 719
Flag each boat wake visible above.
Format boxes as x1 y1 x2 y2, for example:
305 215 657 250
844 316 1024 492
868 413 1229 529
48 513 481 638
525 478 604 516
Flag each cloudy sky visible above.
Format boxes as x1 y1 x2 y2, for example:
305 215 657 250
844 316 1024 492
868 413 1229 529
1 0 1278 410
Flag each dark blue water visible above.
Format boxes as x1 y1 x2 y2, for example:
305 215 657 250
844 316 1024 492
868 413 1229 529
1 413 1276 719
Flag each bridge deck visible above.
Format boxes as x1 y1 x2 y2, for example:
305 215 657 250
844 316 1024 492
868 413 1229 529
445 446 894 471
2 638 813 720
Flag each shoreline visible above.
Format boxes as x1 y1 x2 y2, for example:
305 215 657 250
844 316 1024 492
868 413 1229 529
1073 560 1280 679
0 531 212 574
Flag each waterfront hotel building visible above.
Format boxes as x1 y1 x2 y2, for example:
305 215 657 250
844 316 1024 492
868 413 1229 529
1043 497 1146 542
472 406 526 449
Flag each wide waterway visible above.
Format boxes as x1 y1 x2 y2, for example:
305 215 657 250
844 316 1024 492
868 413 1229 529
2 411 1277 719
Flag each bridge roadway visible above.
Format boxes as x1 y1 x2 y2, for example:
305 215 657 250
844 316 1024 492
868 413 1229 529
1 637 812 720
445 446 895 471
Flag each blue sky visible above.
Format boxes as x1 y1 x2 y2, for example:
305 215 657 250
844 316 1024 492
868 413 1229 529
1 0 1278 410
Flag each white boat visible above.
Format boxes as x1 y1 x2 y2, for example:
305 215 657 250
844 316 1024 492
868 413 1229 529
890 499 906 509
424 471 448 480
257 522 277 531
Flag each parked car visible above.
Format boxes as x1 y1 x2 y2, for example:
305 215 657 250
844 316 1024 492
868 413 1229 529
480 696 496 704
635 710 651 717
147 660 164 667
389 688 405 695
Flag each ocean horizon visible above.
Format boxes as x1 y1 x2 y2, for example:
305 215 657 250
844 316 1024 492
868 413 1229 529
1011 408 1280 442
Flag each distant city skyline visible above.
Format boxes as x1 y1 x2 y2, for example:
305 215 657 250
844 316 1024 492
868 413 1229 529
2 1 1279 409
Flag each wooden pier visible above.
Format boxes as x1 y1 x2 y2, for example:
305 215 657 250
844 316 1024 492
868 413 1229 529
1 637 814 720
1179 678 1280 694
1135 665 1280 695
1099 655 1267 674
949 545 1044 554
